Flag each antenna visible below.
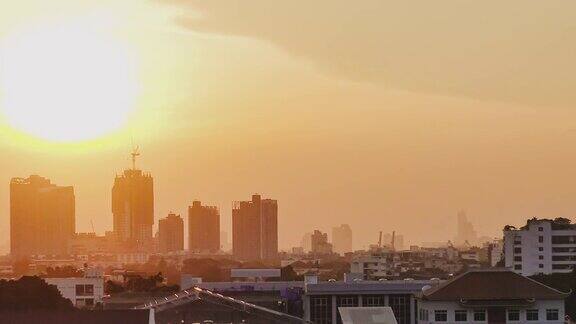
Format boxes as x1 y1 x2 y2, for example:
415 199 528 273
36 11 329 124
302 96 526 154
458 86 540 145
131 146 140 170
91 220 95 234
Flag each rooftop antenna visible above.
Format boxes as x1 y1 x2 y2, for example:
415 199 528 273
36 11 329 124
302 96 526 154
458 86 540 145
131 145 140 170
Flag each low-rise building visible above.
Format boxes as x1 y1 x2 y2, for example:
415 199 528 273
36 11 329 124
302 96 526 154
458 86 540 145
417 268 567 323
303 274 438 324
44 274 105 308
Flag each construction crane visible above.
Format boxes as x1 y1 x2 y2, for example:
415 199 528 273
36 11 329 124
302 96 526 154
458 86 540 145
391 231 396 251
131 146 140 170
378 231 383 248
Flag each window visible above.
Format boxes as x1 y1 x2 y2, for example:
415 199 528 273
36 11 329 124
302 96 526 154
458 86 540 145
507 309 520 321
84 298 94 306
363 295 385 307
419 309 429 321
514 256 522 262
310 296 331 324
455 310 467 321
435 310 447 322
539 236 544 243
75 284 94 296
474 310 486 321
539 255 543 260
514 264 522 270
539 264 544 268
514 247 522 254
527 309 539 321
389 295 410 324
547 309 559 320
539 227 544 231
539 247 544 251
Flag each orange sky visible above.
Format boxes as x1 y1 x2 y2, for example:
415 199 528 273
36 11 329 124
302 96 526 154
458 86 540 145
1 0 576 253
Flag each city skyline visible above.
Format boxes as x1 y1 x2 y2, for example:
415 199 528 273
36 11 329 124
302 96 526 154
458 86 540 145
2 1 576 254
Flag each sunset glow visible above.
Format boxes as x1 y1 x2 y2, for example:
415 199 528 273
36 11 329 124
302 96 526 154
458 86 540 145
0 17 138 142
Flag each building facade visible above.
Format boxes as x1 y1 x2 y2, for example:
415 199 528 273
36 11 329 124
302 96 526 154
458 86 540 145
112 169 154 248
304 275 436 324
10 175 75 258
188 201 220 252
158 213 184 253
417 269 566 324
332 224 352 255
504 218 576 276
232 194 278 260
311 230 333 255
45 274 105 308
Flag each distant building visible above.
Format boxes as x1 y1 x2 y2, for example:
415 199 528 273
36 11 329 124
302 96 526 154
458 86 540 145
188 201 220 253
232 194 278 260
311 230 333 255
454 210 477 247
10 175 75 258
383 232 405 251
112 161 154 249
332 224 353 255
158 213 184 253
220 231 231 252
504 218 576 276
486 239 503 267
301 232 312 252
417 269 567 324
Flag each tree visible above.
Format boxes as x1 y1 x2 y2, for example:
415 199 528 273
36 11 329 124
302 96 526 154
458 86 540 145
281 265 303 281
0 276 73 310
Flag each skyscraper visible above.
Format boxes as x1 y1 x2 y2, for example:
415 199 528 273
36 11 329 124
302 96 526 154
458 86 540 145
112 153 154 249
332 224 352 255
311 230 333 255
232 194 278 261
158 213 184 253
10 175 75 258
455 210 478 246
188 201 220 252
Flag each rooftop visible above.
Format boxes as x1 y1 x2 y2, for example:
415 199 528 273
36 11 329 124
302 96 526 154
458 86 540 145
421 268 569 301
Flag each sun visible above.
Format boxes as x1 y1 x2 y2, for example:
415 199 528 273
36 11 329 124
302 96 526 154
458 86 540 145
0 18 139 142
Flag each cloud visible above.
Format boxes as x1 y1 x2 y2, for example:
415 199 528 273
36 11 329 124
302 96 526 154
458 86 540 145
162 0 576 107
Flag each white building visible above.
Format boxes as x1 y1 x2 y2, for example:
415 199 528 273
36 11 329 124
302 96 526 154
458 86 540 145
417 269 567 324
44 276 105 308
504 218 576 276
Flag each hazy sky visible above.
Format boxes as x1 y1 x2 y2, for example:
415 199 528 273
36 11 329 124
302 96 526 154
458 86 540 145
1 0 576 253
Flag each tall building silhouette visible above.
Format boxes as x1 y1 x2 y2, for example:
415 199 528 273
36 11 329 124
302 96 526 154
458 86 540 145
455 210 478 246
232 194 278 261
332 224 352 255
188 201 220 252
10 175 75 258
158 213 184 253
112 151 154 249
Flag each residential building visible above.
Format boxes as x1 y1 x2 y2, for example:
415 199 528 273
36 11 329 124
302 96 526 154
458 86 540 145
188 201 220 252
44 270 105 308
332 224 353 255
504 217 576 276
158 213 184 253
10 175 75 258
304 274 437 324
232 194 278 260
311 230 333 255
112 165 154 248
417 269 567 324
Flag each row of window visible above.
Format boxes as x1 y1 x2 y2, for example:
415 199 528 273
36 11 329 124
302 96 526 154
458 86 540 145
419 309 486 322
420 309 559 322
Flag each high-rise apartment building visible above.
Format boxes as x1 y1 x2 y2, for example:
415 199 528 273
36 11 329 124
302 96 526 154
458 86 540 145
158 213 184 253
188 201 220 252
232 194 278 261
311 230 333 255
504 218 576 276
332 224 352 255
10 175 75 257
112 162 154 248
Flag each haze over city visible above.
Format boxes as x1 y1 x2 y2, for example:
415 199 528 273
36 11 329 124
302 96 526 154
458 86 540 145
2 0 576 253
